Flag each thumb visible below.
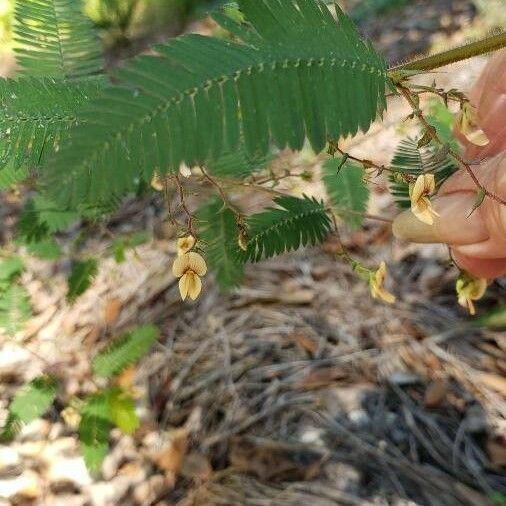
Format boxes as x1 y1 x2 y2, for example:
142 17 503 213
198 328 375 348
392 192 488 245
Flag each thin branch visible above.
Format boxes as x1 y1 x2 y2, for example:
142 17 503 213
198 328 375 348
390 32 506 73
398 85 506 206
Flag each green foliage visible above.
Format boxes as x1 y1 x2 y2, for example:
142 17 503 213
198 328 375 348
197 197 244 289
0 256 24 287
0 77 103 172
14 0 103 79
0 285 32 335
472 305 506 330
107 388 139 434
207 149 270 179
67 259 99 302
111 232 149 263
42 0 388 207
0 162 29 190
389 138 458 209
425 99 460 149
24 238 62 260
1 376 57 441
491 493 506 506
92 325 159 378
240 195 332 263
79 393 111 473
323 157 369 229
0 256 31 335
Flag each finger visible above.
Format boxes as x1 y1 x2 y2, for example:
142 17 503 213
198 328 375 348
392 192 488 245
451 250 506 278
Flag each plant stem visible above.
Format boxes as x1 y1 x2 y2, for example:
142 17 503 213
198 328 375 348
398 85 506 206
390 32 506 73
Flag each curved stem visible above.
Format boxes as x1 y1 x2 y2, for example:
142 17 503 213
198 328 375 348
398 85 506 206
390 31 506 73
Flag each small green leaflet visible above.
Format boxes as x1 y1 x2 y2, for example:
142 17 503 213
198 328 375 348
240 195 332 262
92 325 159 378
111 232 149 264
0 285 32 335
197 198 244 290
24 238 62 260
107 388 139 435
79 393 111 473
323 157 369 229
0 256 24 285
67 259 98 302
467 188 486 218
1 376 57 441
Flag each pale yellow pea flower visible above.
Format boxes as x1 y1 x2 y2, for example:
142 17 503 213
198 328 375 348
409 173 439 225
61 406 81 429
172 252 207 301
177 235 196 256
456 102 489 147
179 163 192 178
456 273 487 315
151 172 164 192
369 262 396 304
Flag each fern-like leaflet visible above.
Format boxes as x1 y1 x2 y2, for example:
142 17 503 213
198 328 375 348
323 156 369 229
1 376 57 441
14 0 103 79
42 0 388 207
92 325 160 378
197 198 244 290
0 77 103 172
389 138 458 209
241 195 332 262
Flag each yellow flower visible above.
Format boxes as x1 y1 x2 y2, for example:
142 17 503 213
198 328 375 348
369 261 396 304
409 173 439 225
177 235 196 256
457 102 489 147
151 172 164 192
179 163 192 178
456 273 487 315
61 406 81 429
172 252 207 301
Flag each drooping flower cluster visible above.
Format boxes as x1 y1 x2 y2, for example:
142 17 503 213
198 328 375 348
457 102 489 147
369 261 396 304
456 273 487 315
409 174 438 225
172 236 207 301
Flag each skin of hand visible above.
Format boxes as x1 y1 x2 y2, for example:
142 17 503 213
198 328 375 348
393 50 506 278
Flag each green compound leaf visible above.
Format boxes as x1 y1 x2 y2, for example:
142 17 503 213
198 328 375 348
92 325 159 378
79 393 111 473
107 388 139 435
323 157 369 229
42 0 388 208
0 285 32 335
67 259 99 302
197 197 244 290
14 0 103 79
240 195 332 263
1 376 57 441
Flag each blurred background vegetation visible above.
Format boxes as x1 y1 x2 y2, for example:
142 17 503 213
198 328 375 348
1 0 504 64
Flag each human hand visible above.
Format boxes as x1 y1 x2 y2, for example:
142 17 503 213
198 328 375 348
393 50 506 278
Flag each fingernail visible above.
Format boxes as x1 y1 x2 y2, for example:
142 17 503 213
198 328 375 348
392 210 441 243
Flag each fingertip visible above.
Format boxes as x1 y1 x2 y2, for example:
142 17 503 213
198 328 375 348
452 251 506 279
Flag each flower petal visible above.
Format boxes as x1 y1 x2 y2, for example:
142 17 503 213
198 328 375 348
187 273 202 300
177 235 195 256
410 175 426 205
179 273 191 300
186 252 207 276
179 163 192 178
172 255 187 277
